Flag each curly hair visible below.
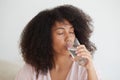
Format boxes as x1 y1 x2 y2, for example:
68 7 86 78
20 4 96 77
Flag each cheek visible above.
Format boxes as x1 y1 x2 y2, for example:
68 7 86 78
53 37 64 47
52 35 65 51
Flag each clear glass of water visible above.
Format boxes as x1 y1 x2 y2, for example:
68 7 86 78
67 38 88 66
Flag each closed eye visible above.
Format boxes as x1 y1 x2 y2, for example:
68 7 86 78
70 31 74 34
57 32 64 35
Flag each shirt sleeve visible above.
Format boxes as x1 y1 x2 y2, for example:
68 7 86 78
80 67 101 80
15 64 34 80
79 66 88 80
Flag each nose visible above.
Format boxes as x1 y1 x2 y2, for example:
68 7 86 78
65 33 74 48
65 32 73 42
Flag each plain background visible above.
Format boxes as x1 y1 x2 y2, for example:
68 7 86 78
0 0 120 80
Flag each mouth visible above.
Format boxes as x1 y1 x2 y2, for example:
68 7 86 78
64 46 72 56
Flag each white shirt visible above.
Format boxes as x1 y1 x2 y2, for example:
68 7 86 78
15 62 88 80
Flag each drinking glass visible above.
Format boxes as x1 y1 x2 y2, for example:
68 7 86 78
67 38 88 66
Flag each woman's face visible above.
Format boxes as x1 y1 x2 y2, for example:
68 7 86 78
51 20 75 56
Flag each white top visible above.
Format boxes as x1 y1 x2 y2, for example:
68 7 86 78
15 62 88 80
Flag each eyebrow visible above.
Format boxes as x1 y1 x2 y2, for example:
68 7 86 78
55 26 74 30
55 27 64 30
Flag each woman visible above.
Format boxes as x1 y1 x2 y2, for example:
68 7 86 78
16 5 99 80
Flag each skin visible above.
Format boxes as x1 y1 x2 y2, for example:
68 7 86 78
50 20 98 80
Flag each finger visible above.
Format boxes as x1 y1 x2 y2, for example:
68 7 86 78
76 48 88 53
80 55 93 64
76 51 86 56
77 45 89 52
76 48 90 56
77 45 86 49
77 51 92 58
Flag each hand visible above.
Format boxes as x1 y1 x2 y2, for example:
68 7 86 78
73 45 98 80
74 44 93 69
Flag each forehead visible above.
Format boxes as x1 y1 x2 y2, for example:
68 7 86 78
52 20 73 29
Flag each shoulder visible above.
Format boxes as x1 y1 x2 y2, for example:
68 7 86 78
15 63 35 80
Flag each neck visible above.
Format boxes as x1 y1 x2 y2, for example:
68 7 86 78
53 53 72 70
